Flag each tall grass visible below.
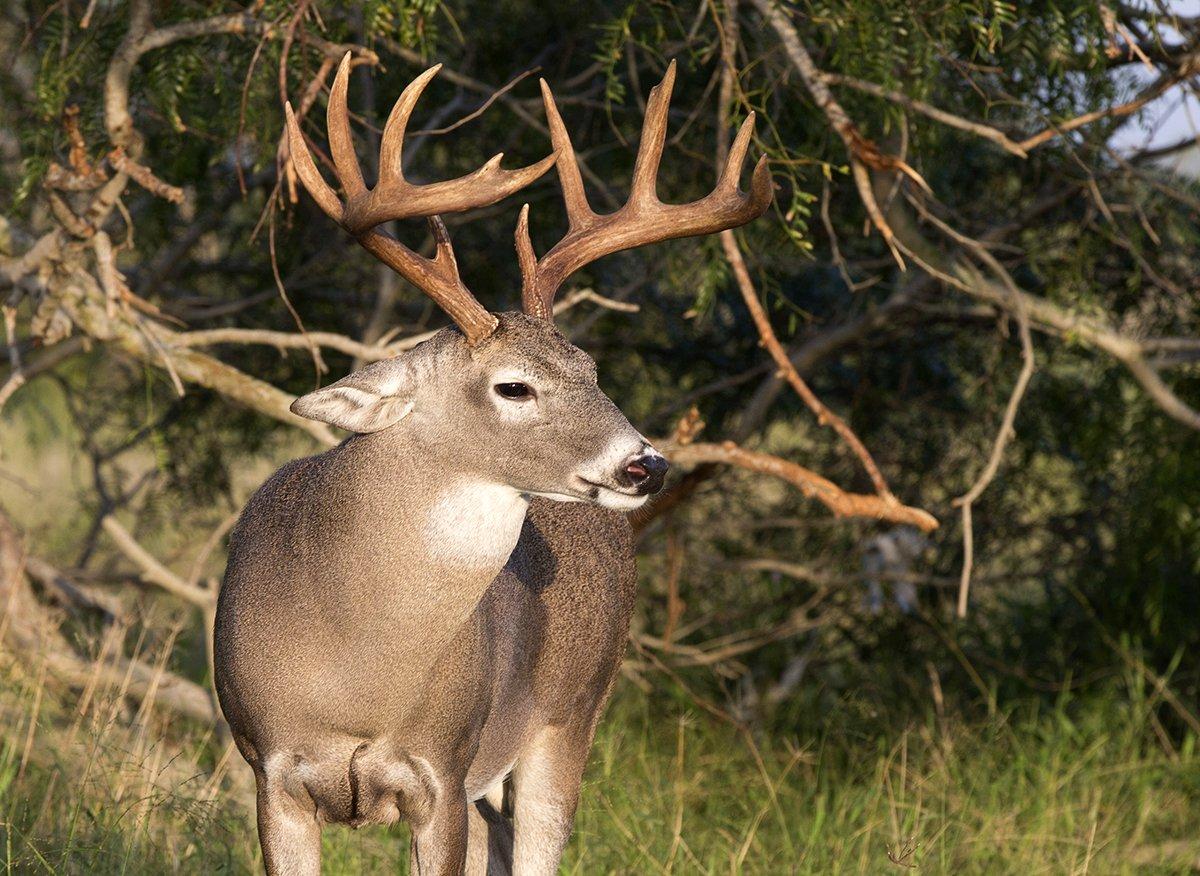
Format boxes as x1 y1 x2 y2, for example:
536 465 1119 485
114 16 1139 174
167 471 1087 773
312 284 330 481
2 636 1198 875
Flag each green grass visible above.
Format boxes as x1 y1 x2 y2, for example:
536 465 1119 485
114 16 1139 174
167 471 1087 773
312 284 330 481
570 692 1200 874
2 651 1198 874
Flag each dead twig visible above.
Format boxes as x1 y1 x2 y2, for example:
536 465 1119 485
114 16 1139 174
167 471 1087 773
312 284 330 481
822 72 1029 157
0 303 25 416
952 267 1035 617
107 147 184 204
412 67 541 137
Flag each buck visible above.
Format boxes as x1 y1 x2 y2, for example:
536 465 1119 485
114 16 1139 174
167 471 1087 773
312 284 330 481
214 54 770 875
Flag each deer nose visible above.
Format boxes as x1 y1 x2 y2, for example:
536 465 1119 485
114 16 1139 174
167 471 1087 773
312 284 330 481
621 453 670 495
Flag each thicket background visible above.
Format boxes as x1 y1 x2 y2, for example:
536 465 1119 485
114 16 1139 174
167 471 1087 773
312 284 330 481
2 0 1199 872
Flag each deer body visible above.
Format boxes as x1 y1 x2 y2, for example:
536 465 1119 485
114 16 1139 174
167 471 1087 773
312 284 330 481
216 54 769 874
216 318 650 874
217 474 635 874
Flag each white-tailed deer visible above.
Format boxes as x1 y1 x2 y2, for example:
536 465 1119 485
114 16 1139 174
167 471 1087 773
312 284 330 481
214 54 770 875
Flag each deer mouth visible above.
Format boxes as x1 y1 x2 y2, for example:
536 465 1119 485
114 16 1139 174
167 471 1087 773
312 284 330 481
520 478 647 511
575 477 648 511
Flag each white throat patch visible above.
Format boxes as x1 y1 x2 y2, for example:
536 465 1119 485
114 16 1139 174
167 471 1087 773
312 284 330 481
424 481 530 567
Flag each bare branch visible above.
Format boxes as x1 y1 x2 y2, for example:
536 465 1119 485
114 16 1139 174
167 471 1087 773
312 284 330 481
173 327 396 361
0 337 87 418
174 286 638 362
892 199 1200 432
101 516 213 607
54 264 338 445
952 268 1035 617
665 440 938 532
713 11 930 527
773 29 1200 438
822 73 1029 157
24 556 122 621
720 229 900 500
1017 76 1188 152
107 147 184 203
0 510 215 724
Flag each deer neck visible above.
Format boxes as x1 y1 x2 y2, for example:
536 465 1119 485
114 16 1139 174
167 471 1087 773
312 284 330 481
421 478 530 569
328 431 530 626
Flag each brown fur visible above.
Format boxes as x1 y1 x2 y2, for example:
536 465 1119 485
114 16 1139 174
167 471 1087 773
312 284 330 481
215 313 656 874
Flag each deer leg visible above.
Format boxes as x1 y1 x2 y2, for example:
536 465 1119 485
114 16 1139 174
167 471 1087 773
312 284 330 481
510 726 591 875
409 784 469 876
466 780 514 876
466 803 490 876
254 766 321 876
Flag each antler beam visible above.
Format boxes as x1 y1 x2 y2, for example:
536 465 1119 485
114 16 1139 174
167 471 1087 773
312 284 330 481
285 53 556 345
517 60 774 320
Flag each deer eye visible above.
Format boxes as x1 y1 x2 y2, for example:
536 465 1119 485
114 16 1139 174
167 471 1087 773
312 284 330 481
494 382 533 401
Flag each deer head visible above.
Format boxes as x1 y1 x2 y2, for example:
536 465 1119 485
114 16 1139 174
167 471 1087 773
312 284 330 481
284 55 771 510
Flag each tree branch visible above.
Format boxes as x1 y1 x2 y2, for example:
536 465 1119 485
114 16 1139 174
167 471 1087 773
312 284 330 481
720 230 900 500
822 73 1028 157
53 259 338 445
664 440 938 532
101 515 213 607
952 268 1035 617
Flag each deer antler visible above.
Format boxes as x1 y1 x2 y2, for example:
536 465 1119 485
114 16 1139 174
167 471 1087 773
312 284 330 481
285 53 557 345
517 60 774 320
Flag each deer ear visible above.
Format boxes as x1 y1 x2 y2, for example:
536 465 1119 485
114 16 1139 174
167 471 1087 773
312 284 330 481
290 358 419 433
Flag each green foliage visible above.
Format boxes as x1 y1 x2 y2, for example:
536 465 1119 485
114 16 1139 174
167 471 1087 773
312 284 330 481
365 0 444 55
592 3 638 107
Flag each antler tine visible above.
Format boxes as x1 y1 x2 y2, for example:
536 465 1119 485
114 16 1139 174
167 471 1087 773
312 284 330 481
516 81 597 318
285 55 560 346
326 54 367 200
515 204 542 316
427 215 459 273
537 79 595 232
629 59 676 208
377 64 441 186
723 113 754 188
284 101 344 223
722 113 773 202
519 61 774 320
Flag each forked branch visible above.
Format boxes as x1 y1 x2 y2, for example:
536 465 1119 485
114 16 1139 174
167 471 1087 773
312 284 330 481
666 439 938 532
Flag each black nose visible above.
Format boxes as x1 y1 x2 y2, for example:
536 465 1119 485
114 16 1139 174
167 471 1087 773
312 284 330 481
621 453 670 495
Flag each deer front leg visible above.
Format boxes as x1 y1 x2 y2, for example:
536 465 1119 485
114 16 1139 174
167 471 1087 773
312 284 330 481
510 726 591 875
410 784 470 876
467 780 514 876
466 803 491 876
254 766 322 876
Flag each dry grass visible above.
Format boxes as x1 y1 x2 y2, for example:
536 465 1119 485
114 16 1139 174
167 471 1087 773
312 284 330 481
2 627 1198 874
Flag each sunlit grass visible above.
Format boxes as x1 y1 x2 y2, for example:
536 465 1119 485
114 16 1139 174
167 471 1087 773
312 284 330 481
571 690 1200 874
2 645 1198 874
